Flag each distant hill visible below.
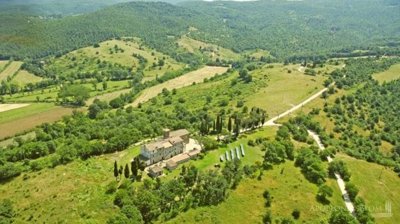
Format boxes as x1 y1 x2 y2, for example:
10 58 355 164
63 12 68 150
0 0 399 60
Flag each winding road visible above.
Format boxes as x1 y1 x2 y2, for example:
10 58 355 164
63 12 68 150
308 130 355 214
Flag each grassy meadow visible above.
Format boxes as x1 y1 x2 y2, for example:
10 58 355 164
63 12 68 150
11 70 43 86
337 153 400 224
0 61 22 81
0 60 9 72
372 63 400 84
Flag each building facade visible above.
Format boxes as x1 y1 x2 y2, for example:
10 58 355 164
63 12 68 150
140 129 190 166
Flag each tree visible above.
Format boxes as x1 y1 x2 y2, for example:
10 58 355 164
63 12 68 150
317 184 333 204
124 164 130 178
263 189 272 207
328 160 351 181
345 182 359 202
0 199 14 223
119 165 123 179
114 161 119 180
292 209 300 220
131 158 138 178
329 208 357 224
228 117 232 132
102 80 108 90
58 85 90 106
121 205 144 223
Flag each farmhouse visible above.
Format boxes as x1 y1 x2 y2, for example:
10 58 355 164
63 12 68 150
140 129 190 166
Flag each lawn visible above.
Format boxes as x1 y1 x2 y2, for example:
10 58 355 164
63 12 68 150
11 70 43 86
0 61 22 81
372 63 400 84
336 153 400 224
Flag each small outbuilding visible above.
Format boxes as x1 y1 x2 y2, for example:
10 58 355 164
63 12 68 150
148 166 163 177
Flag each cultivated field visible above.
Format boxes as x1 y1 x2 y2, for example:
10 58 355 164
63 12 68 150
0 103 29 113
12 70 43 85
0 104 75 139
178 36 241 61
0 60 9 72
0 61 23 81
372 63 400 84
128 66 229 107
337 154 400 224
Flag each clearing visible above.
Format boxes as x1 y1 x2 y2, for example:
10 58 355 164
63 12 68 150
128 66 229 107
0 103 30 113
372 63 400 84
337 153 400 224
0 61 23 81
245 63 341 117
11 70 43 85
178 36 241 61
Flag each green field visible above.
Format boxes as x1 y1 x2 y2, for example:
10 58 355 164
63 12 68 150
246 63 342 118
11 70 43 86
167 160 344 224
4 80 129 103
0 60 9 72
0 103 55 124
372 63 400 84
0 61 22 81
337 154 400 224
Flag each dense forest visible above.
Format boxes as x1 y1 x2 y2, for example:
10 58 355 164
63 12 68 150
0 0 399 61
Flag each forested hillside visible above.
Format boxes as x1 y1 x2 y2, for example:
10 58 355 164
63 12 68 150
1 0 399 61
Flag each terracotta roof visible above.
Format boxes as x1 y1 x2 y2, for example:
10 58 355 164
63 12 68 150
170 153 190 164
149 166 163 173
169 129 189 137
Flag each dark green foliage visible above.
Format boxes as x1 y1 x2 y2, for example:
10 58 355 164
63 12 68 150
263 189 272 207
262 210 272 224
114 161 119 180
292 209 300 220
0 199 14 224
317 184 333 204
345 182 359 202
295 147 326 185
124 164 130 178
58 85 90 106
328 208 358 224
328 160 351 181
354 197 374 224
262 140 294 169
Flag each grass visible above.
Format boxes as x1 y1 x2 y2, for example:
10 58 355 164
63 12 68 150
0 60 9 72
0 61 22 81
128 66 229 107
46 38 184 80
244 63 342 118
166 160 344 224
0 104 75 139
372 63 400 84
11 70 43 86
4 80 129 103
178 36 241 61
336 153 400 224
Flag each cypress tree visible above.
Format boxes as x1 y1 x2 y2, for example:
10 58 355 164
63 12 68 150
113 161 118 180
228 117 232 132
124 164 130 178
